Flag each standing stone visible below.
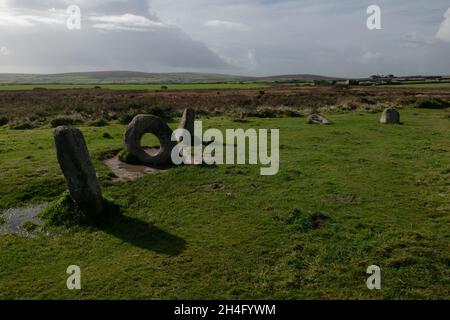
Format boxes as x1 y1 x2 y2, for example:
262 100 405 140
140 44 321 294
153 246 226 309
124 114 176 165
54 126 103 213
178 108 195 137
178 108 195 145
307 113 332 125
380 107 400 124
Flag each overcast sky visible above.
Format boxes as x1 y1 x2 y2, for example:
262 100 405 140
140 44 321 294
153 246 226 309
0 0 450 77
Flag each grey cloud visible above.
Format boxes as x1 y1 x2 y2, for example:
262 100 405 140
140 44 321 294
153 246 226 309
0 0 230 73
1 0 450 76
151 0 450 77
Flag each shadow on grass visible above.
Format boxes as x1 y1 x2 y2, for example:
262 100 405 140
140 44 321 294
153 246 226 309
100 214 186 256
41 192 186 256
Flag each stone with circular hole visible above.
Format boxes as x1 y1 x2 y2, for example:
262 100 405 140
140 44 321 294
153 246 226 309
124 115 176 165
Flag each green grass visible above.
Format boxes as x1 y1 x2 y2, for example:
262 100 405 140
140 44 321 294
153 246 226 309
0 83 271 91
383 83 450 89
21 221 39 232
0 109 449 299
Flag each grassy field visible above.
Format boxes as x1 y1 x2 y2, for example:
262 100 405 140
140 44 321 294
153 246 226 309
0 83 271 91
0 108 449 299
383 83 450 89
0 71 339 86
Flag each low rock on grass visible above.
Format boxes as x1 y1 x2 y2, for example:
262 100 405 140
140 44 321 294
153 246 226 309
307 113 332 125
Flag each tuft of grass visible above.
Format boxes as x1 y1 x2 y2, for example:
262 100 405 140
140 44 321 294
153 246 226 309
0 215 6 225
102 132 113 139
21 221 39 232
233 117 250 123
144 106 176 122
119 111 138 125
89 118 109 127
40 191 120 228
118 149 140 165
0 116 8 126
415 98 450 109
50 116 84 128
251 108 278 118
119 106 176 124
281 209 331 232
10 121 36 130
240 107 304 119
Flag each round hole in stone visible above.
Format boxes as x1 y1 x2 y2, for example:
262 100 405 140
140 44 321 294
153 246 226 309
140 133 161 156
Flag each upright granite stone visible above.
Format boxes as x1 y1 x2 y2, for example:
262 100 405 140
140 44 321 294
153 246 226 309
380 107 400 124
307 113 331 125
54 126 103 213
124 114 176 165
178 108 195 146
177 107 203 148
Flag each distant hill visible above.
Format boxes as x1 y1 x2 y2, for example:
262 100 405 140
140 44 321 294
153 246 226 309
0 71 341 85
257 74 341 82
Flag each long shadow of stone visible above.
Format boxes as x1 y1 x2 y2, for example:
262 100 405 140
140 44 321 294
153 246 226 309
99 213 186 256
52 126 185 256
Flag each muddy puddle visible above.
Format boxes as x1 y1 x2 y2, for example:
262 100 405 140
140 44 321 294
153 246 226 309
0 203 47 236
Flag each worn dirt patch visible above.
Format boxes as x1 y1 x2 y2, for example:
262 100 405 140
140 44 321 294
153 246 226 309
104 148 216 182
104 151 172 182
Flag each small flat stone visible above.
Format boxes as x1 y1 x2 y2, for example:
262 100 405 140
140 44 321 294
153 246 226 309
307 114 332 125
